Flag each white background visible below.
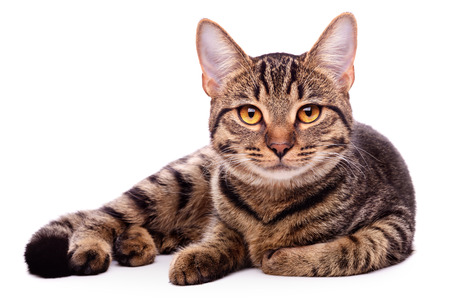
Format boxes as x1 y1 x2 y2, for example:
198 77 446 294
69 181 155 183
1 0 449 299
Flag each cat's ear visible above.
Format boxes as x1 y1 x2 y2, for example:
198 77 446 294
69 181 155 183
306 13 357 91
196 19 251 97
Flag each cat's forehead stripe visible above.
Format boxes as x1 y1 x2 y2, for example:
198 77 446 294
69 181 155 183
253 54 303 101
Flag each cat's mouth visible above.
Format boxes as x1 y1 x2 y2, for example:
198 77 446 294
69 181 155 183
266 163 293 171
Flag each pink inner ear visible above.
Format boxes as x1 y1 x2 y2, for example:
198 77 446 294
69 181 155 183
202 73 219 97
196 20 249 97
197 23 231 83
307 14 357 91
345 65 355 89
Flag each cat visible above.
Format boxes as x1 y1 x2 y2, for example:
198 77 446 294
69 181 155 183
25 12 415 285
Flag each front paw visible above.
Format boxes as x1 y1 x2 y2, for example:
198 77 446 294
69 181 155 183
261 248 288 275
68 238 112 275
114 226 157 267
262 247 310 276
262 246 318 276
169 248 222 285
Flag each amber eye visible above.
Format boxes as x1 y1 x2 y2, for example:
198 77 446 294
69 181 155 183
239 105 262 125
297 105 321 124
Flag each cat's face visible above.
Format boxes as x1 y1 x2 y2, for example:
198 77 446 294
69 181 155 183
197 14 357 185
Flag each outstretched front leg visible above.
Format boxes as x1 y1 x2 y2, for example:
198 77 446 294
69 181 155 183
169 221 249 285
25 147 216 278
262 216 414 277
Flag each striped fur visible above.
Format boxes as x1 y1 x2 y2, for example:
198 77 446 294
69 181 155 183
25 13 415 284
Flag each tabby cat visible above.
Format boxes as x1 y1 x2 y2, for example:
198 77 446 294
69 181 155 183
25 13 415 285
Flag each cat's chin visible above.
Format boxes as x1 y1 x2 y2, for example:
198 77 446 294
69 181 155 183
239 159 340 187
244 163 313 185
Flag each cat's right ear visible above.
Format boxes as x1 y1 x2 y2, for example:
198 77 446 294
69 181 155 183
306 13 357 92
196 19 250 97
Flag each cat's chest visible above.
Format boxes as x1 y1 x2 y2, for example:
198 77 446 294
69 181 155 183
212 178 339 265
216 196 308 266
213 172 303 224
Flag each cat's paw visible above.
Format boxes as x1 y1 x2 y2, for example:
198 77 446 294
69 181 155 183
113 226 156 267
262 247 310 276
261 248 289 275
169 248 222 285
261 246 318 276
68 238 112 275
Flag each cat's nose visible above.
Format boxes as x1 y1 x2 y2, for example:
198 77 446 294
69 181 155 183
269 142 292 159
266 127 294 159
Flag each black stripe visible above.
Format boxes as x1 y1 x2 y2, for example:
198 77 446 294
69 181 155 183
218 141 238 155
267 180 340 225
219 169 262 222
362 249 373 271
348 235 359 244
248 153 263 157
366 236 376 249
210 108 233 139
237 92 248 99
373 208 414 231
75 211 87 219
325 105 352 131
338 245 350 270
349 235 361 270
300 145 316 151
363 236 376 271
259 61 270 95
388 222 409 253
253 83 260 100
324 136 347 149
125 187 153 211
199 164 211 182
166 166 193 210
147 174 167 186
298 151 315 156
286 62 297 95
297 84 304 99
100 206 129 225
219 168 340 225
372 226 401 251
125 187 158 226
270 67 279 93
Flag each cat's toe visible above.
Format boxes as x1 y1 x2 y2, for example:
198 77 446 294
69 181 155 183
68 240 111 275
261 248 284 275
169 250 218 285
114 226 156 267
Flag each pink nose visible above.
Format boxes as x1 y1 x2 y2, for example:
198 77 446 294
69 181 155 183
269 142 292 159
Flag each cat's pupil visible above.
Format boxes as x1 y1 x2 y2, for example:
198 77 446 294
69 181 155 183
248 108 256 118
304 107 312 117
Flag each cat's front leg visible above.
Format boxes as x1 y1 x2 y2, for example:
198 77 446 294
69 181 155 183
262 217 413 277
169 221 248 285
261 243 328 277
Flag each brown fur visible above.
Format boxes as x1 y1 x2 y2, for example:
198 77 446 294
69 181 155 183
25 13 415 284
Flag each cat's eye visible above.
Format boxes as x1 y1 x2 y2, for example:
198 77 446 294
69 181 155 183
297 105 321 124
239 105 262 125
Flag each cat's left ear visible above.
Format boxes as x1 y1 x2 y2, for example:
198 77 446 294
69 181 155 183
196 19 251 97
306 13 357 91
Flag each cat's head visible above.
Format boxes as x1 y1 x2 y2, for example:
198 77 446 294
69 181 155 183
196 13 357 185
